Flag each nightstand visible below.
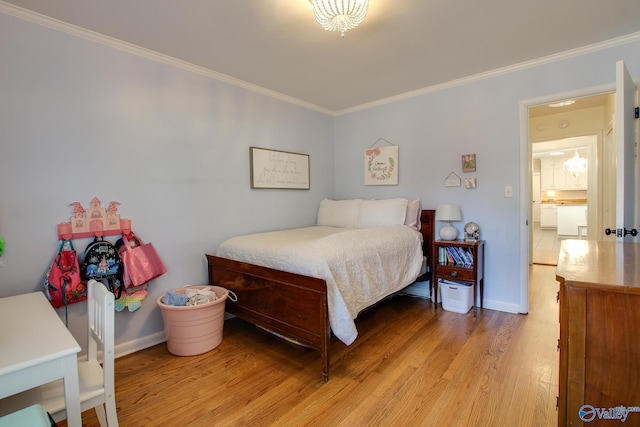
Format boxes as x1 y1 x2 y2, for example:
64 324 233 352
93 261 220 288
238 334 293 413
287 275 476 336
432 239 485 316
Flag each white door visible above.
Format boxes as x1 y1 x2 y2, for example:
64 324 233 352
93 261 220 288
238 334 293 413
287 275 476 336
602 123 616 241
613 60 638 242
532 171 541 223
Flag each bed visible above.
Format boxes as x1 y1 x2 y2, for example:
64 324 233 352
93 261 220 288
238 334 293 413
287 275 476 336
206 198 435 382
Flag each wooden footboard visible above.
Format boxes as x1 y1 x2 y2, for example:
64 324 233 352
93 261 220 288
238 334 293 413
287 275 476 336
206 209 434 382
206 254 331 381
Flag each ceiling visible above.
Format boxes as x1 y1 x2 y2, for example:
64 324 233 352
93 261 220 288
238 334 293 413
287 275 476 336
3 0 640 114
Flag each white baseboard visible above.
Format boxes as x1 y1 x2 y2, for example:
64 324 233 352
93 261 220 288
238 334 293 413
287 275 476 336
481 299 520 314
403 281 520 314
114 331 166 359
114 313 236 359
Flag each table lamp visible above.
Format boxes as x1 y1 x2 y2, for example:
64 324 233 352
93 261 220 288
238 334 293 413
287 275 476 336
435 204 461 240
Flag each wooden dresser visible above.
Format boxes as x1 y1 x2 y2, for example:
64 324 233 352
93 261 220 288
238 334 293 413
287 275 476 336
556 240 640 425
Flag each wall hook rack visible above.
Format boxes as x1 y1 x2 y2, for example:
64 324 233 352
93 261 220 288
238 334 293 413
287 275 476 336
57 197 131 240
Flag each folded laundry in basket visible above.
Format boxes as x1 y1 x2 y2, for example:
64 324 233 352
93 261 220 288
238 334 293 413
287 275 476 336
162 291 188 306
185 288 218 306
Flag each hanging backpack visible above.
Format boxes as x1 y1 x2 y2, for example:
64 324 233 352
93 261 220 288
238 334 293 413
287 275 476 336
81 237 124 299
44 240 86 309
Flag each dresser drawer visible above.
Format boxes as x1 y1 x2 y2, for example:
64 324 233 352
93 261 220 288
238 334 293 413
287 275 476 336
434 265 475 282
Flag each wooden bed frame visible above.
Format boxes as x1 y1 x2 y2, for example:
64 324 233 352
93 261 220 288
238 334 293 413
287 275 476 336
206 209 435 382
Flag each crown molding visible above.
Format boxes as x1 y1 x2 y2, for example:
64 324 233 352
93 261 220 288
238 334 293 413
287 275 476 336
0 1 334 116
2 1 638 118
336 31 640 116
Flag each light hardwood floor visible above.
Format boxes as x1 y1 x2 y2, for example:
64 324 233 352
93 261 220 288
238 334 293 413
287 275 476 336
58 265 559 427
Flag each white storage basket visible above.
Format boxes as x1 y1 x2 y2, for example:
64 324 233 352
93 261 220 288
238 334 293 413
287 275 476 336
439 279 473 314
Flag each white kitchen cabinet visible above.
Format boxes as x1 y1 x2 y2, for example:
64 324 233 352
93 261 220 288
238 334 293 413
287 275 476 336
540 204 557 228
540 160 556 191
557 205 587 237
540 158 587 190
541 158 562 190
563 171 587 189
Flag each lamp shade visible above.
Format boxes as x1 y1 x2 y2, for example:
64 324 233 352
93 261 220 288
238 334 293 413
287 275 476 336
435 204 461 222
436 204 461 240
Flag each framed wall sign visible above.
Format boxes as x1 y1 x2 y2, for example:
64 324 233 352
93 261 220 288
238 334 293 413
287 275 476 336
444 171 462 187
365 145 399 186
250 147 310 190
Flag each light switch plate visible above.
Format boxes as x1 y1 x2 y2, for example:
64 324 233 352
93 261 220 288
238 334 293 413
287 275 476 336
504 185 513 197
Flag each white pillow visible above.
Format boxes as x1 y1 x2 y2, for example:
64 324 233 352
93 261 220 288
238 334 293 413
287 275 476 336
317 199 361 228
356 198 408 228
404 199 421 229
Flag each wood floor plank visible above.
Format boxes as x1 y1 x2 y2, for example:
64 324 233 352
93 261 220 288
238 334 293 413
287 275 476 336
55 265 559 427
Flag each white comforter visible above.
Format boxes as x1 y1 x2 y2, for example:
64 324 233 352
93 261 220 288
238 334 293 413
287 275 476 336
215 225 423 345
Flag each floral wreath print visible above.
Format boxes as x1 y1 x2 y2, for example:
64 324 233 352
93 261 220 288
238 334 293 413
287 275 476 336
366 147 395 181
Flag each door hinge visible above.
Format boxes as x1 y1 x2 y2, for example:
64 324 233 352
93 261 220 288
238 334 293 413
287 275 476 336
635 107 639 119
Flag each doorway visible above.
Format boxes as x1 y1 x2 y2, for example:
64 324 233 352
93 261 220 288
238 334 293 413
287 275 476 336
519 61 638 315
517 87 617 314
530 135 597 265
528 93 614 266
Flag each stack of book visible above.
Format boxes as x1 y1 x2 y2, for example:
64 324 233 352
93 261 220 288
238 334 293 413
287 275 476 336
438 246 474 267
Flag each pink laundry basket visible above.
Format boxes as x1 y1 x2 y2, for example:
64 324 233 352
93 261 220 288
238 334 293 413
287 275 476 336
157 286 228 356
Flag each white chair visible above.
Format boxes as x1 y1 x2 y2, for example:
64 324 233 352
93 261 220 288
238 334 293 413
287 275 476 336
0 280 118 426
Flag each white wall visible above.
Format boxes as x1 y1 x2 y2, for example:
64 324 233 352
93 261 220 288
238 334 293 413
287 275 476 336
333 38 640 313
0 12 334 355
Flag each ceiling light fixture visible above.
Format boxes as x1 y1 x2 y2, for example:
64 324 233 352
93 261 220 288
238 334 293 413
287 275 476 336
310 0 369 38
563 150 587 177
549 100 576 108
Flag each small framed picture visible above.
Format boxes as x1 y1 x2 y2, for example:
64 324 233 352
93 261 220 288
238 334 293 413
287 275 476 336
465 178 477 189
462 154 476 172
